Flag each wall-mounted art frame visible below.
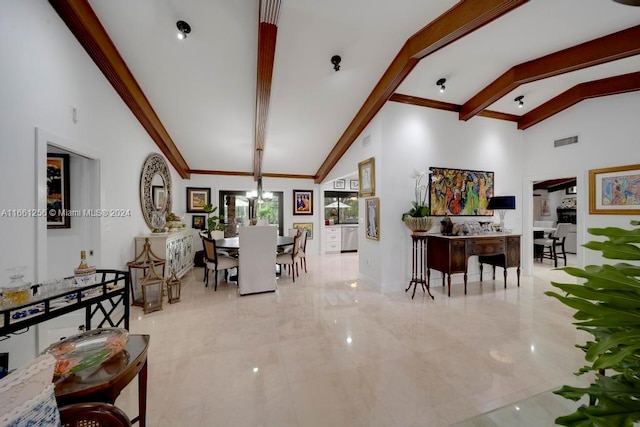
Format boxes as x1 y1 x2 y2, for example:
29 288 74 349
429 167 494 216
566 186 577 195
293 222 313 240
191 214 206 230
358 157 375 197
47 153 70 229
541 198 551 216
333 179 346 189
293 190 313 215
365 197 379 240
186 187 211 213
589 163 640 214
350 180 359 190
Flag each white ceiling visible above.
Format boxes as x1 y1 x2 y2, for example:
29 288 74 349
86 0 640 178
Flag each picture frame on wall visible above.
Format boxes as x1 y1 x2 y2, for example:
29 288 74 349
293 190 313 215
191 214 206 230
541 198 551 216
186 187 211 213
350 180 359 190
47 153 71 229
429 167 494 216
293 222 313 240
589 163 640 214
358 157 375 197
333 179 346 189
365 197 379 240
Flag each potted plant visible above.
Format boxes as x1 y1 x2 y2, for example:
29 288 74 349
203 203 225 239
402 170 434 232
545 220 640 425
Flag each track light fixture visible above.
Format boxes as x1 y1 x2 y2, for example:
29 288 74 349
176 20 191 40
331 55 341 72
514 95 524 108
436 78 446 93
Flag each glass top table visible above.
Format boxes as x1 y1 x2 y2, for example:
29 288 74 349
451 388 587 426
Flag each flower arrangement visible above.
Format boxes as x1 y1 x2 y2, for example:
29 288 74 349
402 170 430 220
402 170 434 232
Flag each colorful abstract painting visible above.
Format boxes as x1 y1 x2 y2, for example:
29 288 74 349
601 173 640 206
429 167 494 216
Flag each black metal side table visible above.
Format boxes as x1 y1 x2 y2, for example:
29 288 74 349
405 232 434 299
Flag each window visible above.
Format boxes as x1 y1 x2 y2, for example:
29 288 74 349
324 191 358 224
219 190 284 236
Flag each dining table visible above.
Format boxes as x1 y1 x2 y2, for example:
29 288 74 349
215 235 294 250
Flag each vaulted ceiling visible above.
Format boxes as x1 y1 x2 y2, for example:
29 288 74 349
49 0 640 182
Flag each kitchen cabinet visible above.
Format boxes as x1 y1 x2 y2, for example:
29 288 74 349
324 226 341 254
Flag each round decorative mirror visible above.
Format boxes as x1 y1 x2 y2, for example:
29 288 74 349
140 153 172 230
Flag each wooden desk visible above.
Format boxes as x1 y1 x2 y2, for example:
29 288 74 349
427 234 520 297
55 334 150 427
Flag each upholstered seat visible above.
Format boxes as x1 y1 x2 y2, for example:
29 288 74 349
238 226 278 295
202 235 238 291
534 222 572 267
276 233 301 282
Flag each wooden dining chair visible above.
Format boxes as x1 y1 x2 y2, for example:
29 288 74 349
202 235 238 291
533 222 572 267
298 230 308 273
276 233 301 282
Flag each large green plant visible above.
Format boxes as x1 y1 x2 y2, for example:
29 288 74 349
545 220 640 426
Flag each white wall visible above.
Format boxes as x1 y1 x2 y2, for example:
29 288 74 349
522 91 640 268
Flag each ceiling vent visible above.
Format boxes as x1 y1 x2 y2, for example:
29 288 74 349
554 135 578 148
362 134 371 147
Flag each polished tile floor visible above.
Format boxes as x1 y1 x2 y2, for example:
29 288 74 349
117 253 591 426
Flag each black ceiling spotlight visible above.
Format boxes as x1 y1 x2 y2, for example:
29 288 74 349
176 20 191 40
331 55 341 72
514 95 524 108
436 78 446 93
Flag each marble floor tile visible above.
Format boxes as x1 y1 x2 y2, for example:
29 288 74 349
115 252 590 426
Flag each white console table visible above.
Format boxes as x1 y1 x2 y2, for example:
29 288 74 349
134 229 194 279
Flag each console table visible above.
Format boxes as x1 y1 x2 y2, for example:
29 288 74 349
426 234 521 297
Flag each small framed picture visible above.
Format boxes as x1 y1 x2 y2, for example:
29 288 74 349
358 157 375 197
293 190 313 215
566 186 577 195
152 185 166 210
350 180 359 190
47 153 71 229
365 197 380 240
333 179 346 189
186 187 211 213
293 222 313 240
191 214 206 230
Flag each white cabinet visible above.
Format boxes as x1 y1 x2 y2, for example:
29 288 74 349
134 229 194 279
324 226 341 254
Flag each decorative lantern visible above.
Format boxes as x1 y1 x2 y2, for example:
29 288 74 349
140 262 164 314
127 238 165 306
166 270 181 304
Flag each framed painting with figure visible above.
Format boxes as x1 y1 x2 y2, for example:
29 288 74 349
293 222 313 240
358 157 375 197
541 198 551 216
192 215 206 230
186 187 210 213
589 163 640 214
293 190 313 215
47 153 70 229
365 197 379 241
429 167 493 216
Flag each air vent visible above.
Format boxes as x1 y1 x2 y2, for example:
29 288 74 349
554 135 578 147
362 135 371 146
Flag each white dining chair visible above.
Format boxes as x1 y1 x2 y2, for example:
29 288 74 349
238 226 278 295
533 222 572 267
276 234 301 282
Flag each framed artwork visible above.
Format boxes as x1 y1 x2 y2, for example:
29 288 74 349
358 157 375 197
293 190 313 215
566 186 577 195
333 179 346 189
186 187 211 213
429 167 494 216
365 198 379 240
47 153 70 229
589 163 640 214
152 185 166 210
350 180 359 190
541 198 551 216
191 214 206 230
293 222 314 240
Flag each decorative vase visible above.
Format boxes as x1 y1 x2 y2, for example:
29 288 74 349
403 216 434 232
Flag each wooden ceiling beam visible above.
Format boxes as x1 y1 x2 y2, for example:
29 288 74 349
518 71 640 130
189 169 315 180
389 93 520 122
48 0 191 179
254 0 281 180
314 0 528 183
460 24 640 121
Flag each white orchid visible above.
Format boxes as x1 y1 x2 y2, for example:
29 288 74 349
402 169 430 220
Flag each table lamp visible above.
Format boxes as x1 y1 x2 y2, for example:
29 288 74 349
487 196 516 231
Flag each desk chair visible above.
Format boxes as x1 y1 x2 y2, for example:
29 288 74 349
202 235 239 291
534 222 572 267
